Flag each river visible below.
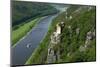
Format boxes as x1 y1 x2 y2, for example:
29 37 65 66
11 4 68 66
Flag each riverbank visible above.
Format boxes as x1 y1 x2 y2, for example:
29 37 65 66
12 15 58 65
12 17 41 47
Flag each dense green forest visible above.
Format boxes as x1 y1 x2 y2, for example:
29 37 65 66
12 1 58 27
26 5 96 64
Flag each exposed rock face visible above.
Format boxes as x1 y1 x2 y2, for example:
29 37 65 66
86 31 95 41
47 22 65 63
79 30 95 52
61 22 65 27
56 24 61 35
69 16 72 20
87 31 92 40
50 32 60 44
60 22 65 32
47 47 55 63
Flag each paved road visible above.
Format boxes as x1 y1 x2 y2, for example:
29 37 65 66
11 15 57 65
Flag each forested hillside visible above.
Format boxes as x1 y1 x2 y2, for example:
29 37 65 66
59 5 96 62
12 1 58 26
49 5 96 63
26 5 96 64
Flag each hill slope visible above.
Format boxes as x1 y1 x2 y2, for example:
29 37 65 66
25 5 96 64
12 1 58 26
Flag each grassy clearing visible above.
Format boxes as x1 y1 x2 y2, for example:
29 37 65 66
12 18 40 46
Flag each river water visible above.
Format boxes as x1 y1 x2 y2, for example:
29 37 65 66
11 15 58 65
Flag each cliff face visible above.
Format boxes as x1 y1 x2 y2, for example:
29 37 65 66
46 5 96 63
47 23 61 63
